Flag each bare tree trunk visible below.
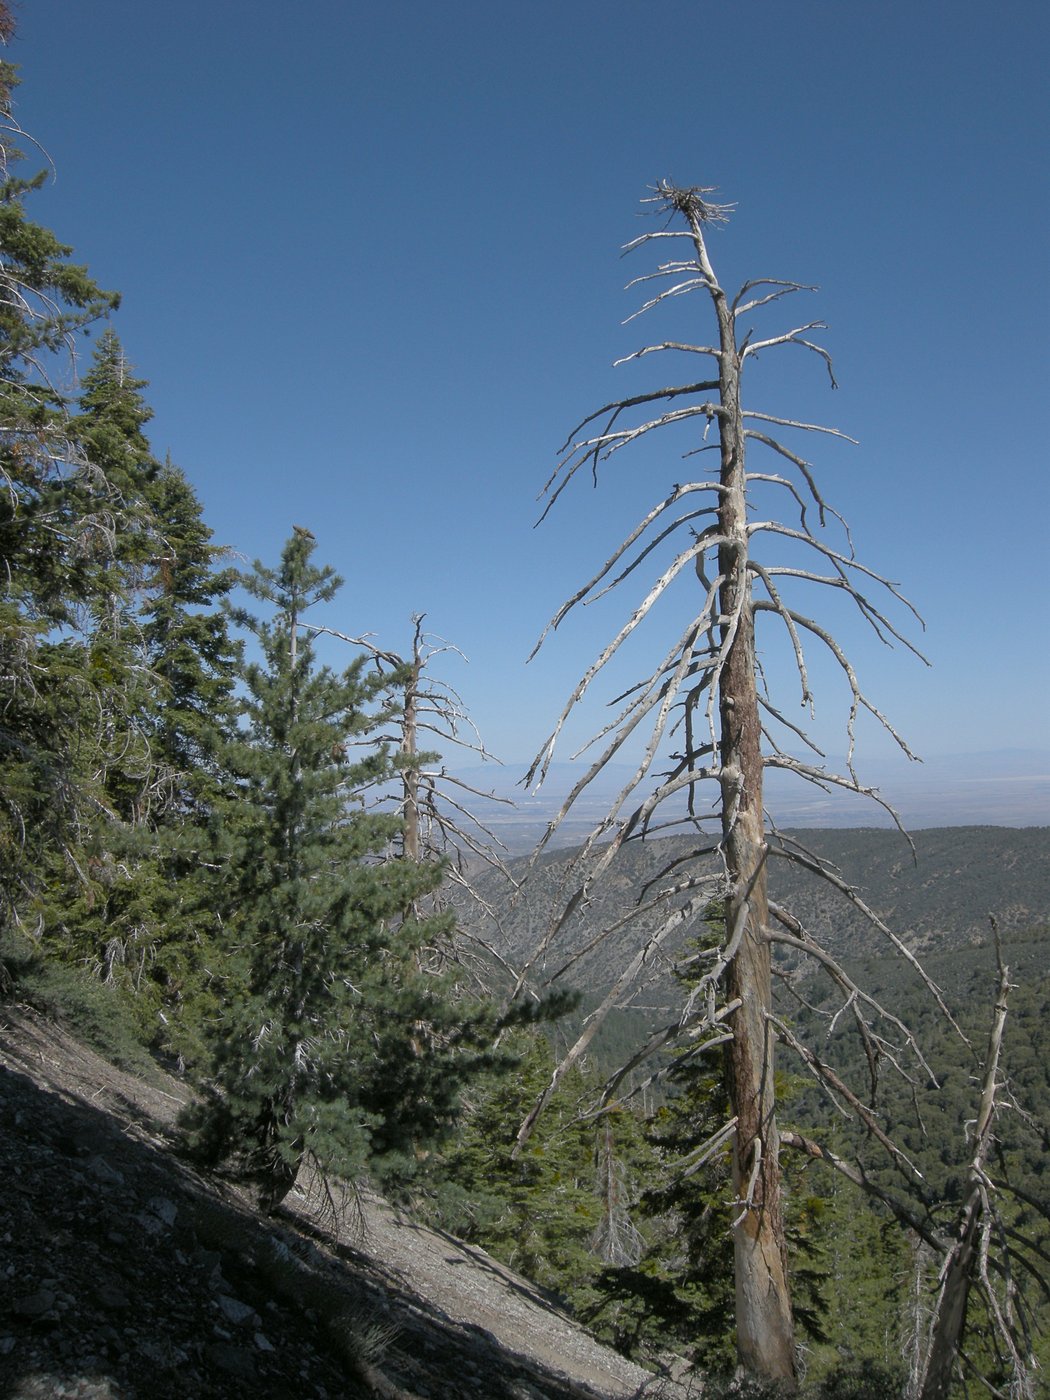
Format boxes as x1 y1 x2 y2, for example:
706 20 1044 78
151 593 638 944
710 240 796 1385
522 183 938 1388
918 934 1015 1400
401 622 422 866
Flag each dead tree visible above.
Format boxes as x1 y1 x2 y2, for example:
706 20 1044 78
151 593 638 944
305 614 518 987
520 183 942 1386
394 615 520 978
917 926 1037 1400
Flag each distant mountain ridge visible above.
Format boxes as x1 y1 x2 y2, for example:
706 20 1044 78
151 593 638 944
461 826 1050 1012
452 749 1050 856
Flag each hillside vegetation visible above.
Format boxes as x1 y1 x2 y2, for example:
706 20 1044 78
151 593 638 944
447 828 1050 1390
2 0 1047 1385
463 826 1050 1013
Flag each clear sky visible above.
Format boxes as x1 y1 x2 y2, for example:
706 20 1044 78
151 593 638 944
12 1 1049 790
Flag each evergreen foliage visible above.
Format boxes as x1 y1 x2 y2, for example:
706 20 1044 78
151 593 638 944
0 51 120 924
429 1027 637 1303
185 532 494 1206
25 333 240 1066
787 925 1050 1390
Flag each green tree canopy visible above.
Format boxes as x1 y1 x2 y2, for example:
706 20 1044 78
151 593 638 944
187 531 495 1206
0 42 120 923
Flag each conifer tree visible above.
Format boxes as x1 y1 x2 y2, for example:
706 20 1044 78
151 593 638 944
31 333 239 1063
0 19 121 927
432 1028 613 1301
140 458 239 818
71 330 239 825
66 329 159 825
92 341 237 1047
190 531 490 1207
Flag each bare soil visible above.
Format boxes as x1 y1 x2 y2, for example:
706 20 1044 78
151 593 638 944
0 1003 692 1399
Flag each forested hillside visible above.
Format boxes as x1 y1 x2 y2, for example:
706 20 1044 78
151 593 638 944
460 826 1050 1014
0 0 501 1221
450 839 1050 1392
3 6 1049 1395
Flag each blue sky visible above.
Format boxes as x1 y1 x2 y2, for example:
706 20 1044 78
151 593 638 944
13 1 1049 798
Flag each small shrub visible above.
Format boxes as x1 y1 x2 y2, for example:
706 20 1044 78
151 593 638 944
343 1309 400 1367
0 931 160 1079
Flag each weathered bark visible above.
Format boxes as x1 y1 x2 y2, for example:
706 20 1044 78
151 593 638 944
704 204 796 1383
401 627 422 866
919 941 1014 1400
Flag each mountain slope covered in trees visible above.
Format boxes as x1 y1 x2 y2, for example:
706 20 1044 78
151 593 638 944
461 826 1050 1012
3 5 1048 1390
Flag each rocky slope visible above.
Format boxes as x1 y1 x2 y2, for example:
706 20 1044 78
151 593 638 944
0 1004 690 1400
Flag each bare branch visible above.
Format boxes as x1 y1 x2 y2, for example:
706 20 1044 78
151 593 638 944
742 409 858 444
758 698 826 756
744 447 844 534
767 841 969 1042
918 930 1023 1400
525 542 720 792
748 560 813 709
754 601 922 770
553 382 720 459
613 341 721 367
764 753 912 834
732 279 817 316
528 483 725 659
622 279 717 322
768 902 934 1083
748 515 925 634
739 322 838 390
300 623 402 670
772 1014 926 1181
781 1132 947 1252
539 403 726 521
511 894 709 1159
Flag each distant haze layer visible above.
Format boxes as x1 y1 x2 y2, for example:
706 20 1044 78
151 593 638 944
451 749 1050 855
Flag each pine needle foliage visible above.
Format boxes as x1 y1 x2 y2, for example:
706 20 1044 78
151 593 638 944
186 532 493 1207
28 333 240 1067
0 40 121 924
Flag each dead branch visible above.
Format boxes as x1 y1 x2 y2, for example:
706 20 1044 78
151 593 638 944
917 925 1032 1400
511 895 707 1158
781 1131 946 1252
767 900 932 1087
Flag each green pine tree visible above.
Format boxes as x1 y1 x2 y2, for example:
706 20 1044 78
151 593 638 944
71 329 240 829
31 334 240 1066
187 531 491 1207
0 30 121 930
431 1028 607 1295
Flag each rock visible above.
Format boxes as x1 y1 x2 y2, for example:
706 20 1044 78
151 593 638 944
138 1339 172 1366
133 1210 168 1237
87 1155 124 1186
12 1289 57 1319
94 1284 132 1312
215 1294 257 1326
203 1341 257 1381
146 1195 178 1227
